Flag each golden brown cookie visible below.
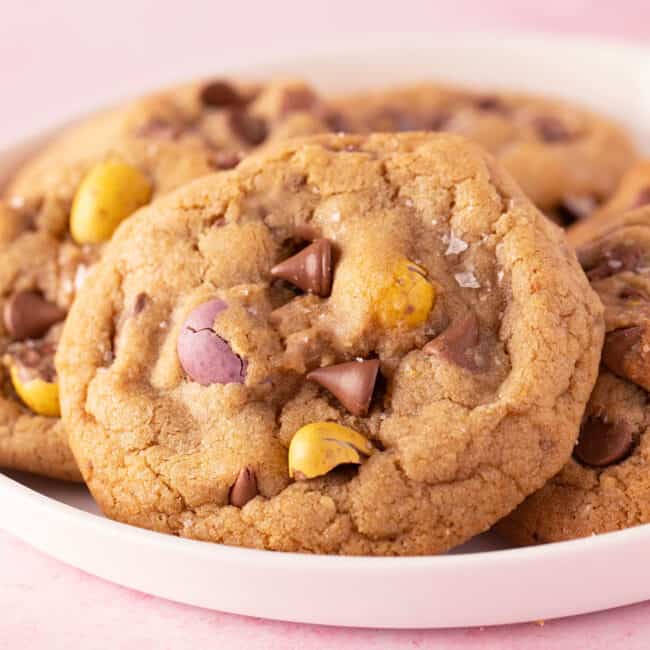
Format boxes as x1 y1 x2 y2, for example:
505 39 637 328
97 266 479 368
57 132 603 554
0 78 329 481
500 206 650 544
329 83 637 220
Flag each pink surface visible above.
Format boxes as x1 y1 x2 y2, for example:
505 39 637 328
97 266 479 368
2 0 650 147
1 528 648 649
3 1 650 647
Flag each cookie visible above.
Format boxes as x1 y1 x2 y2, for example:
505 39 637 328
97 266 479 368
57 132 603 554
329 83 637 220
0 78 328 481
499 206 650 544
568 161 650 248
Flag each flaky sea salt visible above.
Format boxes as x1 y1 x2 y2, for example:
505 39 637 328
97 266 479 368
454 271 481 289
330 211 341 223
444 232 469 256
9 195 25 209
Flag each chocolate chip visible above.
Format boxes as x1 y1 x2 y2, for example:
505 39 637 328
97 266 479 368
3 291 66 341
307 359 380 416
573 416 634 467
601 326 650 390
631 187 650 210
475 96 509 114
555 196 597 226
228 111 268 146
533 116 573 143
229 466 258 507
177 300 247 385
200 80 243 108
423 313 481 371
584 244 642 281
271 239 333 297
133 292 149 315
603 326 641 368
619 286 650 301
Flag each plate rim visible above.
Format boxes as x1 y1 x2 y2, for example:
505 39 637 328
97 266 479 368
2 469 650 568
3 29 650 149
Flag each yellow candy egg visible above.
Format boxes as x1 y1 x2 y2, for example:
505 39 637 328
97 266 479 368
288 421 374 480
10 365 60 417
70 160 153 244
373 259 435 328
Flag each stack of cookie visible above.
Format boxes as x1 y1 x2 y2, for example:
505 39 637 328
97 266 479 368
0 77 647 554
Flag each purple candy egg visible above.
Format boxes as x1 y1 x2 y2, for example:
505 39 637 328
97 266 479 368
177 299 247 385
183 299 228 330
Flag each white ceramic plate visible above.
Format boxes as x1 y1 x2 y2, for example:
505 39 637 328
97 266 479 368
2 34 650 629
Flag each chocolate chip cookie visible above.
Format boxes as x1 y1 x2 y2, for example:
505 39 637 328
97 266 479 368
57 132 603 554
0 78 329 481
568 161 650 248
500 206 650 543
329 83 637 220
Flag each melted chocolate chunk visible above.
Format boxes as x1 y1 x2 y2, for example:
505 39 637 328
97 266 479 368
602 326 650 392
533 116 574 143
200 80 244 108
3 291 66 341
423 313 482 371
584 244 642 281
474 96 510 114
573 416 634 467
228 111 268 146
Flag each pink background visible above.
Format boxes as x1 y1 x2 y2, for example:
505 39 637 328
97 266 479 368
3 1 650 647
